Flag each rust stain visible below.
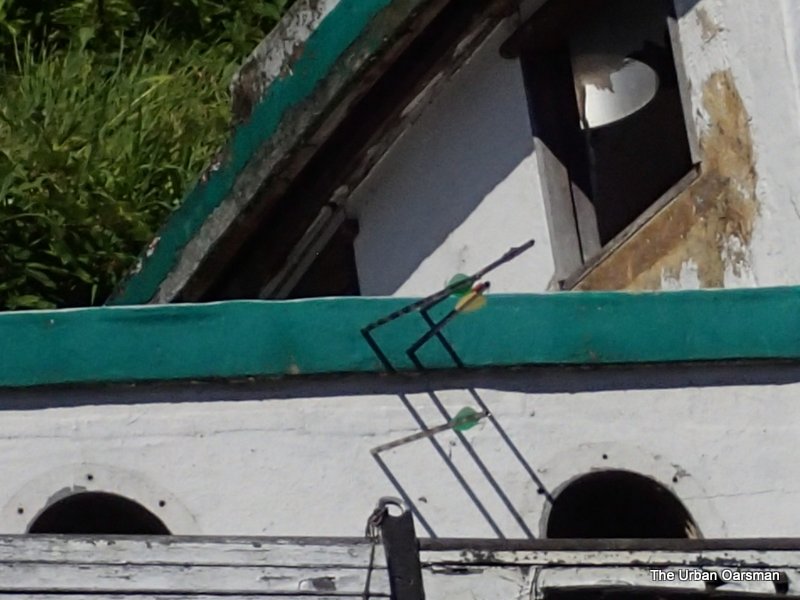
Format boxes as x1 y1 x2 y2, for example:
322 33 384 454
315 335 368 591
281 41 308 78
230 2 319 127
576 70 759 291
231 58 263 126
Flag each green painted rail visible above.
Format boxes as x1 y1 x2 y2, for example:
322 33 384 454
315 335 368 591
2 288 799 388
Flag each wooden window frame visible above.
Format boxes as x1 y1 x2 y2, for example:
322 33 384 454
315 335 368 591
511 0 702 288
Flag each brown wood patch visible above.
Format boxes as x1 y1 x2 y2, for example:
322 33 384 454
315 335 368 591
574 70 759 291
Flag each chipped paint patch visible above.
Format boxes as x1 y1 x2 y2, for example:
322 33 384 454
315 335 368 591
576 70 759 291
696 7 723 44
287 363 302 375
230 0 336 126
298 575 340 591
145 237 161 259
661 259 701 291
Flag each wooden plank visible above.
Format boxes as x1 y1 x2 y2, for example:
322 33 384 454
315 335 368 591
420 537 800 552
0 564 391 596
572 181 602 263
668 14 702 164
2 537 800 599
0 536 390 597
564 166 700 290
522 48 589 282
257 205 346 299
531 138 584 281
0 536 387 569
423 566 528 599
0 597 358 600
420 547 800 568
538 567 784 595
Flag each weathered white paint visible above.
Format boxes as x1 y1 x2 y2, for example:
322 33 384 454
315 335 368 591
643 0 800 288
3 463 199 534
0 364 798 540
661 258 702 290
349 21 556 295
0 596 354 599
229 0 341 105
425 544 800 597
2 534 800 598
0 536 390 597
0 535 383 565
536 567 781 596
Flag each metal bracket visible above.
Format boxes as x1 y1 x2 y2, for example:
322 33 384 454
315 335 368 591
375 499 426 600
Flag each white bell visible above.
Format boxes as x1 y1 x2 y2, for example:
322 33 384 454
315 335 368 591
573 54 659 129
569 0 666 129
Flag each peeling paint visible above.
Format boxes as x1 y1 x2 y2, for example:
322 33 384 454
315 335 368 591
230 1 332 126
661 259 700 290
299 575 337 591
287 363 302 375
696 7 723 44
145 237 161 259
576 70 759 291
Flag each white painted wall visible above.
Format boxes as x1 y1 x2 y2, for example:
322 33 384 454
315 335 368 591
670 0 800 288
2 364 799 538
349 21 556 296
348 0 800 292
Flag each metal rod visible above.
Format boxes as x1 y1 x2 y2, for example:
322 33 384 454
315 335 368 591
361 239 534 335
370 411 490 455
406 283 489 361
380 504 426 600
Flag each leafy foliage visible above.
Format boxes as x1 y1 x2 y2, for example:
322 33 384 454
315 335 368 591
0 0 290 60
0 0 290 309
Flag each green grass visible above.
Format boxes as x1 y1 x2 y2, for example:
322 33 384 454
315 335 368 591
0 1 290 310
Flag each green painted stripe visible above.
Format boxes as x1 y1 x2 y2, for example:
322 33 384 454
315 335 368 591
3 288 800 388
109 0 395 306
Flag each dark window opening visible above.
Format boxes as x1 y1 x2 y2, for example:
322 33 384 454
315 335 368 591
288 218 361 299
29 492 170 535
518 0 694 272
547 470 698 539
